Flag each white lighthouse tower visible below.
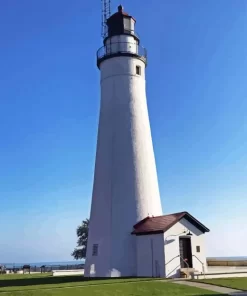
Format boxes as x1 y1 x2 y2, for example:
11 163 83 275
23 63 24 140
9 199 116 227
84 4 163 277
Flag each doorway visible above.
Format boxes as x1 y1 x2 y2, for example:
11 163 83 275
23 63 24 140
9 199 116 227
179 237 193 268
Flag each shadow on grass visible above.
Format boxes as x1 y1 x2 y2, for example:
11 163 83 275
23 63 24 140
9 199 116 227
0 276 150 289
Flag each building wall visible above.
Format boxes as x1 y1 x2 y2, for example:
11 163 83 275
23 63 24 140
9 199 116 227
164 219 207 278
52 270 84 277
136 233 165 277
208 266 247 272
84 34 162 277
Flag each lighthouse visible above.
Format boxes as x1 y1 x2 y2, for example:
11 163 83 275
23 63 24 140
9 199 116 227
84 5 163 277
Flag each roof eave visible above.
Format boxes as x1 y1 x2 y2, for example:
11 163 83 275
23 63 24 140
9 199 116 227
182 212 210 233
131 230 164 236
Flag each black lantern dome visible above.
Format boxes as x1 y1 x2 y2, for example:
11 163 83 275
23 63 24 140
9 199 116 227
104 5 139 44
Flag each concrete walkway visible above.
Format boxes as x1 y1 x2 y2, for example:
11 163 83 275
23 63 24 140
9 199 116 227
173 280 247 295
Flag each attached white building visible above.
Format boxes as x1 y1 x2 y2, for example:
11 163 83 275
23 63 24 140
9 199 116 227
133 211 210 278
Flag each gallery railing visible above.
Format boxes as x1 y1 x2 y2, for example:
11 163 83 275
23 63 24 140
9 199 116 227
97 42 147 66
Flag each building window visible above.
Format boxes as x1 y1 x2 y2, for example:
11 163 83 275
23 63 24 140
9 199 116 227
136 65 141 75
196 246 200 253
124 17 131 32
92 244 98 256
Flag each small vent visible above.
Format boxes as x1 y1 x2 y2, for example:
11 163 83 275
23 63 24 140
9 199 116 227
92 244 99 256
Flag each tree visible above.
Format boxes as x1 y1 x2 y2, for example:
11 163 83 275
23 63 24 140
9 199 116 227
71 219 89 260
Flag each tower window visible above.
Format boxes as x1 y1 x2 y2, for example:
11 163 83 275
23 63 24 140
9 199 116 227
136 66 141 75
196 246 200 253
92 244 99 256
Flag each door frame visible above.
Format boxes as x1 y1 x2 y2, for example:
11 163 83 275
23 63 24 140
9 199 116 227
179 236 193 268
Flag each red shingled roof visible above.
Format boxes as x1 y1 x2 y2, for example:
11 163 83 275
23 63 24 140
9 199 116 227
132 211 209 235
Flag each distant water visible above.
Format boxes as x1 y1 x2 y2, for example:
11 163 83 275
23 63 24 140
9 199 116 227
207 257 247 261
2 261 85 269
2 257 247 269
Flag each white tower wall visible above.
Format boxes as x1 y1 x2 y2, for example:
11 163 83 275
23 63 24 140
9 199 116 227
85 29 162 277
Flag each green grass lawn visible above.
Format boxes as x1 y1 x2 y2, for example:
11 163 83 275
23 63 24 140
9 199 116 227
0 274 157 291
0 273 223 295
196 277 247 291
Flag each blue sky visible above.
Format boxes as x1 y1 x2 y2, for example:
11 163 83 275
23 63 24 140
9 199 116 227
0 0 247 263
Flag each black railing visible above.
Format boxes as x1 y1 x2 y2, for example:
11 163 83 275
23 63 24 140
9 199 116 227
1 263 84 274
97 41 147 67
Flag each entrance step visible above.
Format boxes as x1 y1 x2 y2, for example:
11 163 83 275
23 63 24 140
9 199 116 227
180 268 196 278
